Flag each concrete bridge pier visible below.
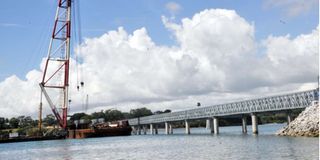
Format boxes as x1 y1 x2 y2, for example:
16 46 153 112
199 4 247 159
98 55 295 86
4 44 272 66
165 122 169 134
132 126 137 135
213 117 219 134
169 123 173 134
143 125 147 135
185 120 190 134
242 116 247 133
251 113 258 134
206 119 211 130
150 124 154 134
155 124 158 134
210 118 214 133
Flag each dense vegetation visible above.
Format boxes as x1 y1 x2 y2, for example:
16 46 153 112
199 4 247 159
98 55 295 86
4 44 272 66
69 107 159 122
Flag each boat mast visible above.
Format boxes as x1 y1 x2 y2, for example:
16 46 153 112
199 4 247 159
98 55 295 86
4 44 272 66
39 0 72 129
38 92 42 132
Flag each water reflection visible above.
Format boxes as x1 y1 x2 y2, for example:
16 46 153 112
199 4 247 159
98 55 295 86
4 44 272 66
0 124 318 160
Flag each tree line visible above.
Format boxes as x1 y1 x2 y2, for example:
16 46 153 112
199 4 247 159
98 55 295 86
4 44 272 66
0 107 171 130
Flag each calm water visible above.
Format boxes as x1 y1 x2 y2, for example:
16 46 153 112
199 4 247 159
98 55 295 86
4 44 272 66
0 124 318 160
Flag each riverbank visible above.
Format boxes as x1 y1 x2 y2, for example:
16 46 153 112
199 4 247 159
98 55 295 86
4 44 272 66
276 103 319 137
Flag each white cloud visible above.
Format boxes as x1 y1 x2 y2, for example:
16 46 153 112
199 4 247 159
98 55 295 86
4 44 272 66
0 9 318 118
0 72 41 117
165 2 182 15
262 26 319 85
264 0 318 17
0 23 21 28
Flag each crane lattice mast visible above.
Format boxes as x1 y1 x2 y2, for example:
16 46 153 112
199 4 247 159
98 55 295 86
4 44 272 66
40 0 72 129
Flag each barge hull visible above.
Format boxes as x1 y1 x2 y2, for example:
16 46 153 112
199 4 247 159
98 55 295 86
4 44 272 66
68 127 132 139
0 136 65 144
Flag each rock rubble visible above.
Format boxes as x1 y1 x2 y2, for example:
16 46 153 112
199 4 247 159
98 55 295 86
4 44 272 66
277 102 319 137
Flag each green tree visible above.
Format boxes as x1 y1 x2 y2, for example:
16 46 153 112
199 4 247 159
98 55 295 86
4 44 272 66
9 117 19 128
129 107 153 118
0 118 5 130
91 111 105 119
153 110 163 115
122 112 130 119
43 114 57 126
104 109 124 121
69 113 88 121
17 116 34 128
80 115 92 121
153 109 171 115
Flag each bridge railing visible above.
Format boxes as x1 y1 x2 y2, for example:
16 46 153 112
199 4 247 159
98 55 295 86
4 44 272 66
129 89 318 125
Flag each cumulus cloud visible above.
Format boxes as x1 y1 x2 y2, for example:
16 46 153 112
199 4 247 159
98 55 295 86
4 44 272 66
262 27 319 85
0 9 318 118
0 71 41 117
165 2 182 15
263 0 318 17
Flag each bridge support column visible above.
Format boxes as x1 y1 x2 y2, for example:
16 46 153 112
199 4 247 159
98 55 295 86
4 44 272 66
287 112 292 125
155 124 158 134
213 117 219 134
137 126 141 135
206 119 211 130
165 122 169 135
210 118 214 133
169 124 173 134
242 116 247 133
251 113 258 134
143 125 147 135
150 124 154 135
185 120 190 134
132 126 136 135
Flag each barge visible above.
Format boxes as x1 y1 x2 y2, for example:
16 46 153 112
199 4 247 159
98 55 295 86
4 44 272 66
0 120 132 143
68 120 132 139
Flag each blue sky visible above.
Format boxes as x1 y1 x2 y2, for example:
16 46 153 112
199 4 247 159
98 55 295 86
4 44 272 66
0 0 318 81
0 0 319 117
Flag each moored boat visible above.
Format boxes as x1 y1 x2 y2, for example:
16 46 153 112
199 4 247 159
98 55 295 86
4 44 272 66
68 120 132 139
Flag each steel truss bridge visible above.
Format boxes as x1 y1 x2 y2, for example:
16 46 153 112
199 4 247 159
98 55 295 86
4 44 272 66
129 89 319 126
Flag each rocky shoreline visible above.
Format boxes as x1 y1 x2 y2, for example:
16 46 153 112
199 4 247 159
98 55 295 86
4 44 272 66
276 102 319 137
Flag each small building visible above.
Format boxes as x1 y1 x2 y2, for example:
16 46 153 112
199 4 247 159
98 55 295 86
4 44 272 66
9 132 19 138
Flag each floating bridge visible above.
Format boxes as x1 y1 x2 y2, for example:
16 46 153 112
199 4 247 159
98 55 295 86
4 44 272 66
128 88 319 135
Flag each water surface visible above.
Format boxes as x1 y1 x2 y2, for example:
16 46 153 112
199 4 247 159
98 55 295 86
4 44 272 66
0 124 318 160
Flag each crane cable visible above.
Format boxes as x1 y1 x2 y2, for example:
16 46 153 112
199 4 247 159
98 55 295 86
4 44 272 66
76 0 85 89
72 0 84 91
73 0 87 112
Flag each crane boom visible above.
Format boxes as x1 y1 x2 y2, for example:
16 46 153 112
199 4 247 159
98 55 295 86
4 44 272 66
40 0 72 129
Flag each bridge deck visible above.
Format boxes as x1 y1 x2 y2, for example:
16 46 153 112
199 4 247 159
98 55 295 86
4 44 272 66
129 89 318 125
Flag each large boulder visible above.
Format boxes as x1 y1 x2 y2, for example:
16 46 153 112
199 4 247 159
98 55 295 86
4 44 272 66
276 102 319 137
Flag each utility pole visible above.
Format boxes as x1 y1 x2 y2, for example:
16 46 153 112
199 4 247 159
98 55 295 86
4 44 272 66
38 92 43 133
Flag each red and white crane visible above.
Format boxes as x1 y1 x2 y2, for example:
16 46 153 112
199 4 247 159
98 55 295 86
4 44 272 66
39 0 72 130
